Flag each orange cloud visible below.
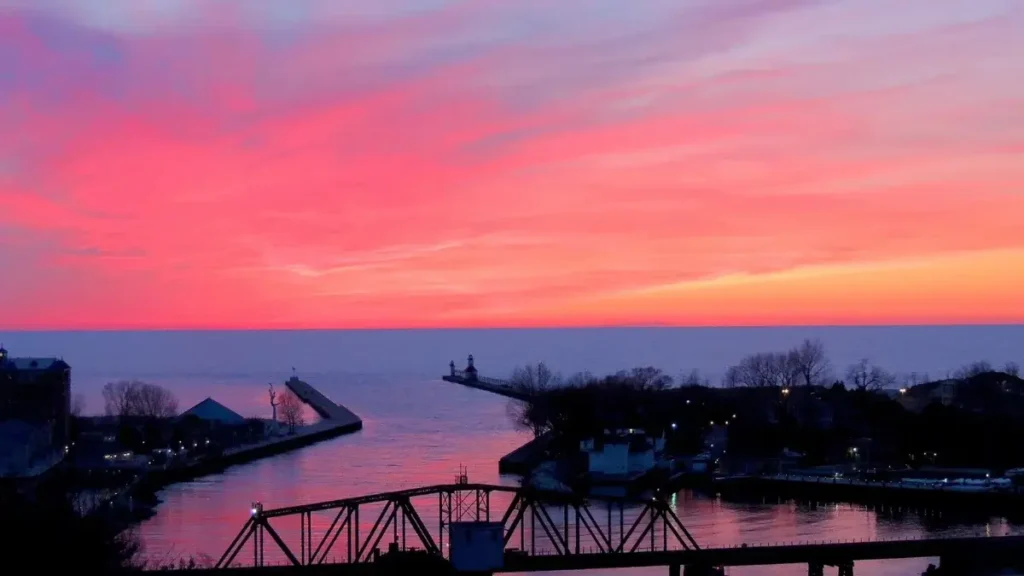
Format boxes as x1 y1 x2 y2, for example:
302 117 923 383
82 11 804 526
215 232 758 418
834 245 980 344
0 1 1022 329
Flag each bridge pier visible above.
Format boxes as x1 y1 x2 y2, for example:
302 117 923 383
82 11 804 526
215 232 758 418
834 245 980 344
837 560 854 576
669 564 680 576
808 561 824 576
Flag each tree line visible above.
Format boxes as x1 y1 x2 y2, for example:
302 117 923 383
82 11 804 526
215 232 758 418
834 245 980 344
96 379 306 432
504 341 1024 467
509 339 1021 394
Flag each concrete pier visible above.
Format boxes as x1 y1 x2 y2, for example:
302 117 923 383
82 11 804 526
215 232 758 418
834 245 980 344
284 375 361 426
442 355 534 402
142 377 362 491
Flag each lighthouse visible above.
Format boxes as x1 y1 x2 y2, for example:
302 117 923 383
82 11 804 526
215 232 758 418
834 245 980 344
464 354 478 382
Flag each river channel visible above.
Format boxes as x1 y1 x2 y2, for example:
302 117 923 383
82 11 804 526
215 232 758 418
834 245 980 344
118 372 1021 575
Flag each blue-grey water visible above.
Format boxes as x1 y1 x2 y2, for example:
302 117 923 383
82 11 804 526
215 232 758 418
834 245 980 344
3 327 1022 575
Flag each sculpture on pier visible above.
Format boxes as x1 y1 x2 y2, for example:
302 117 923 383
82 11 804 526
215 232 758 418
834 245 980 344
268 383 278 422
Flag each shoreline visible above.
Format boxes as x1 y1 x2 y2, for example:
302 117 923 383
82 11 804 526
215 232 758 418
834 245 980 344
113 419 363 525
496 430 1024 515
712 473 1024 516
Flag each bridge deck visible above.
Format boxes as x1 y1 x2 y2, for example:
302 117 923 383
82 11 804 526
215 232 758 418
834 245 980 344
185 536 1024 574
213 480 1024 574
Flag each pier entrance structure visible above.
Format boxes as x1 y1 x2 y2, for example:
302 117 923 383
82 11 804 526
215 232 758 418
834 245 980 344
215 480 1024 575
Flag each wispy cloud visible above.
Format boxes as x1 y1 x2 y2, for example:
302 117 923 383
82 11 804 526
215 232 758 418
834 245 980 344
0 0 1021 328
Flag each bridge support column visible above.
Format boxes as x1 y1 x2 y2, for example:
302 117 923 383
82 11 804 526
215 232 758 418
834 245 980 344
669 564 680 576
808 562 824 576
683 564 717 576
837 561 854 576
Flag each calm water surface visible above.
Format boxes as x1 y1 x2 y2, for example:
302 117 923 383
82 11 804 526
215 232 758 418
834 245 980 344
9 327 1022 575
100 372 1018 576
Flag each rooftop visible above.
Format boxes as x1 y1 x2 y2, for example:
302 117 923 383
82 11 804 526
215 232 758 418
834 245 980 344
0 347 69 371
180 397 246 425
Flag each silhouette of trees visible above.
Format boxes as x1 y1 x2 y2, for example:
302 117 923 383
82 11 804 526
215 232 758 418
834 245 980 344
505 352 1024 469
845 359 896 391
724 340 831 389
1 477 143 573
278 390 305 433
510 362 561 394
679 369 708 387
102 380 178 419
1006 362 1021 378
726 352 797 388
617 366 674 390
955 361 994 379
790 338 832 386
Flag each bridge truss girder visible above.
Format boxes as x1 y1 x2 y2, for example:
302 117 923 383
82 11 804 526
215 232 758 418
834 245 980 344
215 484 700 569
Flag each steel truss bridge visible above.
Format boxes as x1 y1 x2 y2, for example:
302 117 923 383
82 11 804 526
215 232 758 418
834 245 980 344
216 481 699 569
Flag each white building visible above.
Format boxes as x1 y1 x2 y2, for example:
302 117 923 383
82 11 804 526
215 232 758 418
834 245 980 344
581 429 665 477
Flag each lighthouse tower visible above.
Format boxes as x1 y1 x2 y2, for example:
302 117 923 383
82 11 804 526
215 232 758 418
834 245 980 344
464 354 478 382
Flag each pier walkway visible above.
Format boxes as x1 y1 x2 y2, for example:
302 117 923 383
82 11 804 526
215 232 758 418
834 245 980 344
285 376 361 426
441 355 534 402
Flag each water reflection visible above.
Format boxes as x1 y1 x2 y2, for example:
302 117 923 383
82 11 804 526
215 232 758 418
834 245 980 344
64 372 1021 576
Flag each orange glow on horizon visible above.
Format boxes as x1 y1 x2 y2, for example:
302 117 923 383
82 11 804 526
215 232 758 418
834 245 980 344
1 2 1022 330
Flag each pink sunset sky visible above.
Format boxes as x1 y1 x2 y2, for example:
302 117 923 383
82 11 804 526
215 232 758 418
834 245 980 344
0 0 1022 329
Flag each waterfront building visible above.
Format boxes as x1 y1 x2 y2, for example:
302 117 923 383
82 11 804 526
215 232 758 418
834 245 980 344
181 397 246 426
0 345 71 475
580 429 666 477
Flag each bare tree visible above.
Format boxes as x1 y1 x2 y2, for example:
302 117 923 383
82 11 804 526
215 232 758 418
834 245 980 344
509 363 561 395
722 365 742 388
846 359 896 391
774 352 801 389
102 380 179 419
679 369 708 387
70 393 87 417
103 381 138 418
626 366 673 390
901 372 930 389
954 361 994 379
1005 362 1021 378
564 371 594 388
134 383 179 418
729 353 788 388
278 390 305 433
789 339 832 386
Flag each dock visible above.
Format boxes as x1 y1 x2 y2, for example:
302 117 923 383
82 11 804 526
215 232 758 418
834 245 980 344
442 355 534 402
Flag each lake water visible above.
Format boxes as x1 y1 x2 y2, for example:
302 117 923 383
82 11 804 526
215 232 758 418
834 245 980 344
4 327 1023 575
